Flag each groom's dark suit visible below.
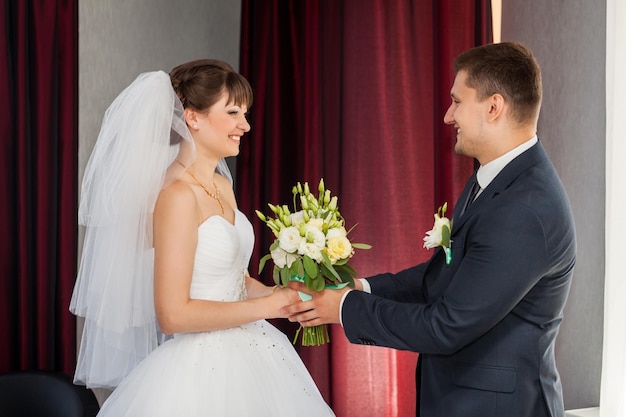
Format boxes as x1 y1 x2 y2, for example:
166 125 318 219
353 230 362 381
341 141 576 417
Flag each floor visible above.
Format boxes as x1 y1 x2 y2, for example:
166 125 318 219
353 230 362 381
565 407 600 417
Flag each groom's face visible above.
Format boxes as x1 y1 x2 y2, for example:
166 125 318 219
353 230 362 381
443 70 489 162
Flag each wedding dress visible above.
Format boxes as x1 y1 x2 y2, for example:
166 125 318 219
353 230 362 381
97 209 334 416
70 70 333 416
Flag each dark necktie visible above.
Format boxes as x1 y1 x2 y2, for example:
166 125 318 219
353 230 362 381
463 178 481 213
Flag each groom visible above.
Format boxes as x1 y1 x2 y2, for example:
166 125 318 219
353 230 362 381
284 42 576 417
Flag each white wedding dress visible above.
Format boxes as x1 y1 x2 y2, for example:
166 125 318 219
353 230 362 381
97 210 334 416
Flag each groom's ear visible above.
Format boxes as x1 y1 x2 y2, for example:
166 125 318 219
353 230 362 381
485 93 505 123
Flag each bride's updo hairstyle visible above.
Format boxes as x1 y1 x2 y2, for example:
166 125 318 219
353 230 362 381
169 59 253 113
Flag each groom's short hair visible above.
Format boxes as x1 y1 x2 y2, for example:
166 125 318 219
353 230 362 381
454 41 542 125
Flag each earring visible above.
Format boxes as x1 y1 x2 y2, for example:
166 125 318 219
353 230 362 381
193 124 198 129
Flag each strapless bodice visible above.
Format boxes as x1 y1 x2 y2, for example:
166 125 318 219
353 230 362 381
190 210 254 302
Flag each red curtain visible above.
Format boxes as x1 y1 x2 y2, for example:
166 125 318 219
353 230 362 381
238 1 491 416
0 0 78 375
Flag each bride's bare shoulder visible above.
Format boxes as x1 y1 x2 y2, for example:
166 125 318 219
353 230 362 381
155 179 197 217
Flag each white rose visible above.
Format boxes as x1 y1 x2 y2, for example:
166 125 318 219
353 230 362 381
290 211 305 227
278 226 302 253
298 241 324 263
326 235 353 263
306 218 324 232
271 247 299 268
325 226 347 240
303 225 326 249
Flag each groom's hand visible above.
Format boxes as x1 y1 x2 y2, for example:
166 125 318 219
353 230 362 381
281 282 348 326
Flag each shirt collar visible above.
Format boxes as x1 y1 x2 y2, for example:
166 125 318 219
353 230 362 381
476 135 538 189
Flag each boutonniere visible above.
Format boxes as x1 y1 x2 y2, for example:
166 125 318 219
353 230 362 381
423 202 453 265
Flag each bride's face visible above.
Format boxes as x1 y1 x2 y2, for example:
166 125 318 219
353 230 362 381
193 91 251 158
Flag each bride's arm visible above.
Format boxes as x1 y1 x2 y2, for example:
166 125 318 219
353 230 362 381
153 182 299 335
245 271 276 299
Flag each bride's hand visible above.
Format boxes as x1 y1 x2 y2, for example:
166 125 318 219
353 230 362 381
264 286 302 319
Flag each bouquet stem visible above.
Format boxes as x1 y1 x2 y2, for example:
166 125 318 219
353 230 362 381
293 324 330 346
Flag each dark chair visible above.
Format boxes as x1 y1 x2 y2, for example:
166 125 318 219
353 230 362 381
0 370 100 417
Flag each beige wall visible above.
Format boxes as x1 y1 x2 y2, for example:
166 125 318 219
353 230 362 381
502 0 606 410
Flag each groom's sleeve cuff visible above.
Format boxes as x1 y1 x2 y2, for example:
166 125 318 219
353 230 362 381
339 278 371 327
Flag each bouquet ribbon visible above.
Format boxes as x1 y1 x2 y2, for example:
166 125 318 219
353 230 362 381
290 275 350 301
289 275 350 346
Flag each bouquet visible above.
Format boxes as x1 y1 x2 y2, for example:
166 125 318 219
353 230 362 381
256 178 370 346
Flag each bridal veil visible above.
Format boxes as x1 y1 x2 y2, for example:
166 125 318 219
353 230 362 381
70 70 230 389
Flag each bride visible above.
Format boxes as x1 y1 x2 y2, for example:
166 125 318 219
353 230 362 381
70 59 335 416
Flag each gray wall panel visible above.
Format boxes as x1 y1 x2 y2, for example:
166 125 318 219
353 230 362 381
78 0 241 404
79 0 242 183
502 0 606 410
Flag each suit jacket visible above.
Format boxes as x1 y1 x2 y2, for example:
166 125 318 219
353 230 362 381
342 141 576 417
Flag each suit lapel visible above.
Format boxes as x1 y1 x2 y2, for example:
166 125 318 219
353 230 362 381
451 141 548 235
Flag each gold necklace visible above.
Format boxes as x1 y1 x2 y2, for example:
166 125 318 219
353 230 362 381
186 170 225 214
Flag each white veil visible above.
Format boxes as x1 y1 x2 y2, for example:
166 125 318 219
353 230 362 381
70 70 230 389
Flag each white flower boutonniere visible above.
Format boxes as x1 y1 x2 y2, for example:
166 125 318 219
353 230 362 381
423 202 452 265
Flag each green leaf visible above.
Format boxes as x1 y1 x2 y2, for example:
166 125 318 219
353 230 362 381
336 263 357 277
289 258 301 276
269 240 280 251
272 266 280 286
333 257 349 266
320 262 340 284
297 260 304 278
334 265 349 279
314 276 325 291
442 225 451 248
280 267 290 287
258 253 273 274
303 255 318 278
351 242 372 250
321 251 332 266
336 269 355 287
321 253 341 278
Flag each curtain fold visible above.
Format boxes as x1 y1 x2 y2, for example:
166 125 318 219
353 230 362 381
0 0 78 375
239 1 490 414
